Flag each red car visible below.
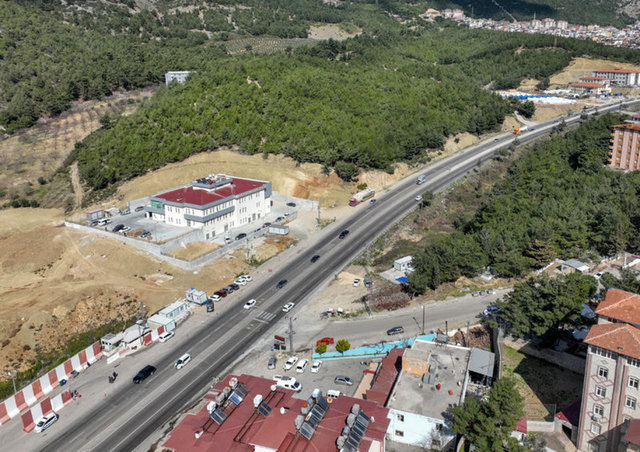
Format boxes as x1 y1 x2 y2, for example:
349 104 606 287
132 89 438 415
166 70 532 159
214 290 228 298
317 337 334 346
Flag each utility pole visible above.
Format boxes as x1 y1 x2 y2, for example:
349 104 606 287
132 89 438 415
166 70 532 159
316 201 321 227
365 246 373 317
422 305 425 335
466 321 471 347
246 237 251 261
288 317 295 357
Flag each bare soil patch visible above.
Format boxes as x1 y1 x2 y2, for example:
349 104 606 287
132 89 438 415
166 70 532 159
549 57 640 87
167 241 222 260
308 24 361 40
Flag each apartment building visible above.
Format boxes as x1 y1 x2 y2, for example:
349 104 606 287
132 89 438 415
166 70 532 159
578 289 640 451
146 173 272 240
592 69 640 86
609 123 640 171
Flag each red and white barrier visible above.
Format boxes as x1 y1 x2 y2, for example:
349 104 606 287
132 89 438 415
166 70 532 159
21 391 73 433
0 342 102 426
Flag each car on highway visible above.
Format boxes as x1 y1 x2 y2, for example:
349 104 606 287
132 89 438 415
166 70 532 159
493 138 499 142
283 356 298 370
235 233 247 241
35 412 58 433
415 195 422 202
369 199 376 205
158 331 175 343
334 375 354 386
338 230 349 239
243 299 257 310
386 326 404 336
282 302 295 312
353 278 361 287
276 279 288 289
317 337 334 345
268 357 277 370
311 361 322 373
530 128 536 131
174 353 191 370
483 306 502 316
133 365 156 384
286 202 296 207
112 224 125 232
310 254 320 263
135 206 145 212
296 359 308 373
214 290 227 298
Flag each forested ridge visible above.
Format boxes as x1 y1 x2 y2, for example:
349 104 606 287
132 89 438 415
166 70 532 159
408 114 640 294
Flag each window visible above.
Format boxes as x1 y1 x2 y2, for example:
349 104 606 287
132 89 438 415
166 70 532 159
395 430 404 437
630 377 639 389
592 346 613 359
596 386 606 398
629 358 640 368
594 405 604 416
598 367 609 378
396 414 404 422
591 423 601 434
626 397 637 410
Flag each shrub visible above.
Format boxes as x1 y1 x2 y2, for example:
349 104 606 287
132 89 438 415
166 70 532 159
336 339 351 353
315 342 327 354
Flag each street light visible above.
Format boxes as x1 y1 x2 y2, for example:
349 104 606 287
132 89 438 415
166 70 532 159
8 371 16 394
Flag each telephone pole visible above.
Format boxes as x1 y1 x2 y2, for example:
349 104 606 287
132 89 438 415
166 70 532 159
287 317 295 356
422 305 425 335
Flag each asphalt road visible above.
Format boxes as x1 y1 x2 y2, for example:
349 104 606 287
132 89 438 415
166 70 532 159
39 98 639 452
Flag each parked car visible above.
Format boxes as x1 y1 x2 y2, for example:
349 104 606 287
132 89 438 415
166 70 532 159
268 357 277 370
235 233 247 241
283 356 298 370
120 208 131 215
338 230 350 239
311 361 322 373
275 216 285 223
229 283 240 291
214 290 227 298
34 412 58 433
594 272 604 279
244 299 257 310
364 278 372 288
120 225 131 233
276 279 288 289
135 206 145 212
206 301 214 312
175 353 191 370
316 337 334 345
209 294 221 302
310 255 320 263
133 365 156 384
234 279 247 286
483 306 502 316
98 218 112 226
282 302 295 313
369 199 376 205
353 278 361 287
90 220 99 227
70 370 79 378
159 331 175 343
334 375 354 386
386 326 404 336
286 202 297 207
112 224 125 232
296 359 308 373
262 222 272 228
238 274 252 282
140 231 151 239
223 285 235 293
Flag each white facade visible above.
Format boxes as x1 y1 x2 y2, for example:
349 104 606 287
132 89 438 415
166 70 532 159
394 256 414 273
386 409 454 449
165 71 191 86
592 69 639 86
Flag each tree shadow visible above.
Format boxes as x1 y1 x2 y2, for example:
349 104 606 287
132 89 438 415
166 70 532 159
431 0 555 20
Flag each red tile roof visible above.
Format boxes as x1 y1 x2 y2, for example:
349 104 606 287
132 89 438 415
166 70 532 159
155 178 266 207
162 374 390 452
595 288 640 324
613 123 640 132
585 323 640 359
569 82 607 89
555 400 581 425
595 68 639 74
365 348 404 406
625 419 640 446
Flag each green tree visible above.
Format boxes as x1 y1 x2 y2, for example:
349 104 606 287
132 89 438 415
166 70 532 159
516 101 536 119
451 377 525 451
315 342 327 354
335 162 360 182
335 339 350 353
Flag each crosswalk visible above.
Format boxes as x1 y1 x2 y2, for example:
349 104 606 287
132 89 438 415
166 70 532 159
254 310 277 323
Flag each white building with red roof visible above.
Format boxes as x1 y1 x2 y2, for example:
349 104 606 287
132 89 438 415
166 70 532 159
577 289 640 451
592 68 640 86
146 174 272 240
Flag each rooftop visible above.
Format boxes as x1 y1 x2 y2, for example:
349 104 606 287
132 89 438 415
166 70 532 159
569 82 608 89
585 323 640 359
387 340 470 419
613 123 640 132
625 419 640 446
162 374 390 452
595 288 640 324
365 348 403 405
580 76 608 80
594 68 639 74
154 176 267 207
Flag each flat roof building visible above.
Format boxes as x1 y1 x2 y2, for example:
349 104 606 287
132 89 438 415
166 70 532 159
592 68 639 86
609 123 640 172
165 71 191 86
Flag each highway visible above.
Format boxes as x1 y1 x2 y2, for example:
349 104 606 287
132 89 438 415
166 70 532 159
39 98 638 451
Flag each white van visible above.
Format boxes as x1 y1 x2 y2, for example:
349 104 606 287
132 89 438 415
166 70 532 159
327 389 341 400
98 218 112 226
273 376 302 392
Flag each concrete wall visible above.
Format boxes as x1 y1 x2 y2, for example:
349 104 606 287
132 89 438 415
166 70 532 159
386 408 455 449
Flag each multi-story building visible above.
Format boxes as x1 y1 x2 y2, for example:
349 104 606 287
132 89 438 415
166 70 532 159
165 71 191 86
609 123 640 171
146 173 272 240
592 69 640 86
557 20 569 30
578 289 640 451
570 81 611 97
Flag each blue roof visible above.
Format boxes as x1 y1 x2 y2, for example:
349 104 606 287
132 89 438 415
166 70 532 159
396 277 409 283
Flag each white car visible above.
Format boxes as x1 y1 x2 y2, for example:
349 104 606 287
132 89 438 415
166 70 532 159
239 274 252 282
174 353 191 370
415 195 423 201
235 279 247 286
353 278 361 287
282 302 295 313
243 299 257 310
120 225 131 233
35 412 58 433
158 331 175 343
311 360 322 373
296 359 308 373
283 356 298 370
209 294 221 302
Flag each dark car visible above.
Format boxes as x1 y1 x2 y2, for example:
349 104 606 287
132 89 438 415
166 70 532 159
133 365 156 384
135 206 145 212
275 216 285 223
310 255 320 263
214 290 228 298
223 285 235 293
112 224 125 232
276 279 288 289
235 233 247 241
286 202 296 207
262 222 272 228
206 301 215 312
90 220 99 227
338 230 349 239
369 199 376 205
140 231 151 239
386 326 404 336
230 283 240 291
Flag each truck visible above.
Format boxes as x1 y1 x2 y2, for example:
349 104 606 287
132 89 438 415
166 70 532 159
416 174 426 185
513 126 528 135
348 188 375 206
